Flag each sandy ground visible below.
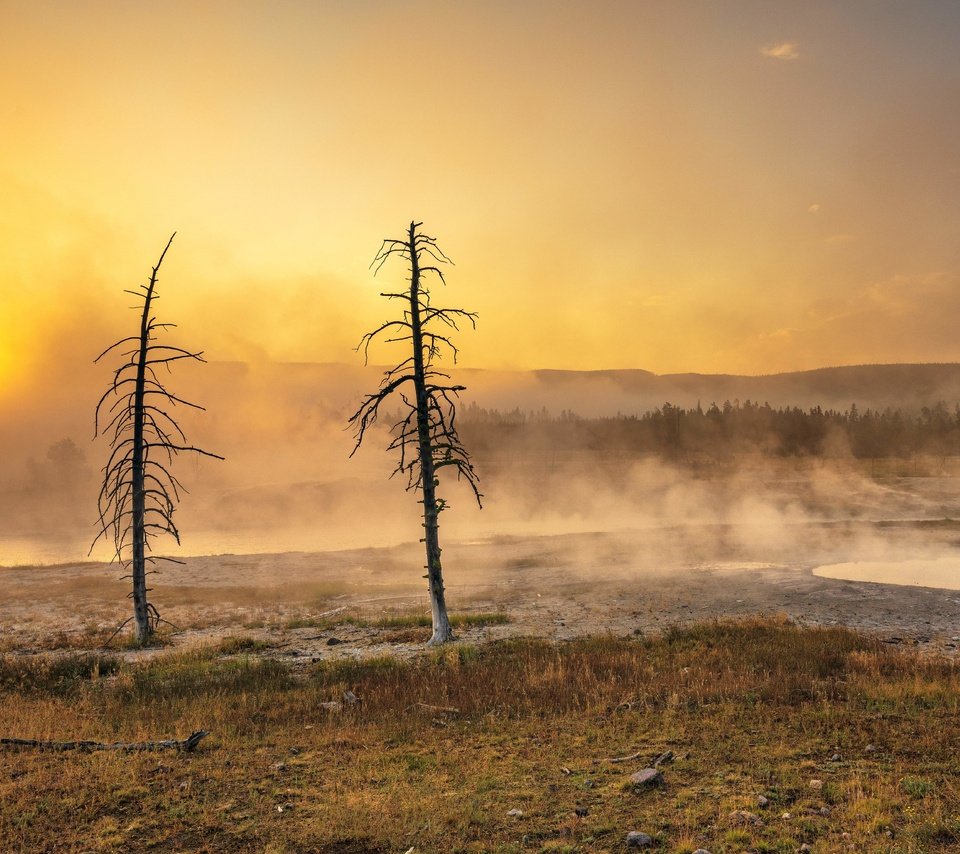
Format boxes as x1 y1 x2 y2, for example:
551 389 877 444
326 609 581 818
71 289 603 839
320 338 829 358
1 517 958 662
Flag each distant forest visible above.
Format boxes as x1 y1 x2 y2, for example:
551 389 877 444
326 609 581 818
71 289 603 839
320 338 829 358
458 400 960 460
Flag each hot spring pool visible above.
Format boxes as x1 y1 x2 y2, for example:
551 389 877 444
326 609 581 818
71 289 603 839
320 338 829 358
814 557 960 591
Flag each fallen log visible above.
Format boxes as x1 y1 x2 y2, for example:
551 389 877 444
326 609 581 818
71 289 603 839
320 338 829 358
0 730 208 753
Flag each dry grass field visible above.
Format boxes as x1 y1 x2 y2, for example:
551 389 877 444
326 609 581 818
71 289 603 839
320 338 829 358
2 617 959 853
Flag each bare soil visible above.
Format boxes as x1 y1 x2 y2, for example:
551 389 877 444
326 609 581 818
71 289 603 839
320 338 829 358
2 518 958 661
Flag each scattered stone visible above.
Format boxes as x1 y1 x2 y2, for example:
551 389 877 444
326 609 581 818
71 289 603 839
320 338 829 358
841 832 851 840
319 701 343 712
271 762 287 772
809 778 824 790
781 812 792 820
819 806 832 816
757 794 769 808
865 744 877 753
625 831 653 848
629 767 664 788
829 753 842 762
575 807 588 817
584 779 595 788
799 844 812 853
692 850 712 854
276 802 294 813
289 746 302 755
506 808 524 817
343 690 359 705
326 637 343 646
729 810 761 825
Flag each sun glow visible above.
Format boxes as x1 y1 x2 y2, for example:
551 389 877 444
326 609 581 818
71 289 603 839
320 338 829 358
1 1 959 379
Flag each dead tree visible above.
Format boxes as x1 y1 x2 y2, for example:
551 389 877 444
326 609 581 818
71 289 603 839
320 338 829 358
349 221 481 645
93 233 222 645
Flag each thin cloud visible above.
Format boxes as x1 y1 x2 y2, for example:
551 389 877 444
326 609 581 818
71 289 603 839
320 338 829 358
761 42 800 60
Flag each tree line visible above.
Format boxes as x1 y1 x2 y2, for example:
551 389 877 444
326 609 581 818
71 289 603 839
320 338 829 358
457 399 960 460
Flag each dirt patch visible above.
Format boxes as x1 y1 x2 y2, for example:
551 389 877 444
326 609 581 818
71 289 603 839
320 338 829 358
2 519 959 661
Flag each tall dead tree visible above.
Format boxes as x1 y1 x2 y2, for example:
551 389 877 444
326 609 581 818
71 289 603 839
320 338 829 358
349 221 481 645
93 233 222 645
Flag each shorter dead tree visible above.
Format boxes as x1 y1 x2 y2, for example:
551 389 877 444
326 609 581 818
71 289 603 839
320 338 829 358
349 221 481 645
93 233 222 645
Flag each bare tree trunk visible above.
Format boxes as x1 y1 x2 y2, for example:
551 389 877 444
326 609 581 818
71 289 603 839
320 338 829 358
407 222 453 645
130 264 156 645
349 221 480 647
93 234 221 646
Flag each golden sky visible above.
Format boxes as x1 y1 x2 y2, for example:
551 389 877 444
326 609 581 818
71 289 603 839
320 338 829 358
2 0 960 385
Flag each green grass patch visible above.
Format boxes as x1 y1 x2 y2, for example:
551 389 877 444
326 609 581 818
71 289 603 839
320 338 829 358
0 653 122 694
216 636 271 655
372 611 510 629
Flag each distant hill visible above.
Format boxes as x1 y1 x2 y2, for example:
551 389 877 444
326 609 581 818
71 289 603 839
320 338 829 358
192 361 960 419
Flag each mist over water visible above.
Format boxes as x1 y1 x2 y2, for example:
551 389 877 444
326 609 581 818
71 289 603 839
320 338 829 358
3 360 960 594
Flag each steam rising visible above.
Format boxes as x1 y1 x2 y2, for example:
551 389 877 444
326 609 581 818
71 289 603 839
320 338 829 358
3 358 960 593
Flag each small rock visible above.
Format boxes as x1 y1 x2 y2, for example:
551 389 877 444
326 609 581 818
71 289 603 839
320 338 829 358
781 812 792 820
289 746 302 755
271 762 287 772
757 795 769 808
841 832 851 840
729 810 761 825
799 845 812 853
319 701 343 712
343 690 359 704
629 767 664 787
326 637 343 646
625 831 653 848
829 753 842 762
583 779 595 788
819 806 832 816
865 744 877 753
692 850 712 854
809 778 824 790
506 808 524 817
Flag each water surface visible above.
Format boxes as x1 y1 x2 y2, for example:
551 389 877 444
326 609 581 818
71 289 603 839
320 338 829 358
814 558 960 591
